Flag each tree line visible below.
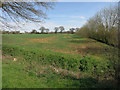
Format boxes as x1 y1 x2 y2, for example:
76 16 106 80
76 4 120 87
32 26 79 34
76 5 118 47
1 26 80 34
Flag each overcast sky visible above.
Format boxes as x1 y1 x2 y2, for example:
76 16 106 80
2 2 117 33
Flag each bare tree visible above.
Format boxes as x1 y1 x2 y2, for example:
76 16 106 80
101 5 118 32
54 27 59 34
0 1 54 28
59 26 64 33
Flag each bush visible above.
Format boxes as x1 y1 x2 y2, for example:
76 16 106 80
76 5 118 47
79 56 112 76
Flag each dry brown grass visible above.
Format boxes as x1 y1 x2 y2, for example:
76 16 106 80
20 36 56 45
50 49 78 55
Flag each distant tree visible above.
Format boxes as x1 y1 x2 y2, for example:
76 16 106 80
59 26 65 33
2 30 20 34
11 31 15 34
2 30 9 34
46 28 49 34
6 31 10 34
16 31 20 34
54 27 59 34
69 28 75 34
66 31 70 34
75 28 80 32
39 27 45 34
31 29 37 34
25 31 29 34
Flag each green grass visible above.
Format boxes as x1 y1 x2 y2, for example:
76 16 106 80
2 55 101 88
2 34 118 88
3 55 115 88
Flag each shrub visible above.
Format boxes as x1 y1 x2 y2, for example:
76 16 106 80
79 56 112 76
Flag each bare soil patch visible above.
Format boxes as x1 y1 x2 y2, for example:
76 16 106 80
30 36 55 43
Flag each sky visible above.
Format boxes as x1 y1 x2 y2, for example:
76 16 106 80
2 2 117 32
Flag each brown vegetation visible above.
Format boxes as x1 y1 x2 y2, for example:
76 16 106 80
30 36 55 43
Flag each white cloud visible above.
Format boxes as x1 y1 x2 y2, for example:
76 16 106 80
52 15 86 19
80 16 86 19
1 21 41 33
69 16 86 19
67 20 87 24
2 20 86 32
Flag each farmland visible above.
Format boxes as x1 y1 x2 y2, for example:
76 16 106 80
2 34 118 88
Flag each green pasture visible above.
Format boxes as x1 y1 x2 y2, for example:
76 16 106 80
2 34 118 88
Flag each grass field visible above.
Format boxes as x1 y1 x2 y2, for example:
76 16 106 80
2 34 118 88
